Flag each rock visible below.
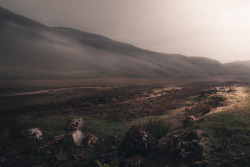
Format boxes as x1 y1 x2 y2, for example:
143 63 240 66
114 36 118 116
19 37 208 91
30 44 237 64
120 125 158 156
200 89 216 97
183 131 200 141
183 116 196 127
63 130 84 146
190 160 213 167
227 89 234 93
84 134 98 148
53 134 65 142
173 131 204 162
66 118 84 131
21 128 43 140
38 141 54 153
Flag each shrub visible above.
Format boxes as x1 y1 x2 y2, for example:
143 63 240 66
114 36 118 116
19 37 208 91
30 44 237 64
140 119 170 139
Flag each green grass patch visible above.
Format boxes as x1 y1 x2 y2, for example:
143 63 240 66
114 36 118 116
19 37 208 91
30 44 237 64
231 95 241 101
17 113 127 139
186 95 201 106
0 112 127 167
247 97 250 110
201 112 250 129
199 112 250 166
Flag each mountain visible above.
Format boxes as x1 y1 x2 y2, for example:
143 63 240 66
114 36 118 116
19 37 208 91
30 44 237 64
0 7 249 79
224 60 250 75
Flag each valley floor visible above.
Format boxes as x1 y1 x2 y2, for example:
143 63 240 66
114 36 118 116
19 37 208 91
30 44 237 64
0 78 249 167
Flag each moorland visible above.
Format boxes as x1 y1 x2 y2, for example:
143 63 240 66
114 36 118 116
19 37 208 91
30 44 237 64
0 78 249 167
0 6 250 167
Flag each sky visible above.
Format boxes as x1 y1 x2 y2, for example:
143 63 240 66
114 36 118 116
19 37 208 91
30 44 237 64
0 0 250 63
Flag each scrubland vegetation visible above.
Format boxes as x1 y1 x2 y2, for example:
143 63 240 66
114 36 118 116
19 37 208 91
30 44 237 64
0 79 249 167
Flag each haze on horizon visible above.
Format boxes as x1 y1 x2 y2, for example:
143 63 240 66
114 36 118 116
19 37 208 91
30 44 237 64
0 0 250 63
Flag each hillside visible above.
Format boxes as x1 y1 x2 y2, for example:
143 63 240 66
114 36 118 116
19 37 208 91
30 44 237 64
0 7 249 79
224 60 250 75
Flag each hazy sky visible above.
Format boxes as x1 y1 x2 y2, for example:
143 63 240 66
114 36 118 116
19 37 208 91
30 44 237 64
0 0 250 63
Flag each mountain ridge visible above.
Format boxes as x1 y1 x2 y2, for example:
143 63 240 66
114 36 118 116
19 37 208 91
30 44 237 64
0 6 250 79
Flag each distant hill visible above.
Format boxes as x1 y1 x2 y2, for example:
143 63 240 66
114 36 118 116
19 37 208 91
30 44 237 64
0 7 249 79
224 60 250 75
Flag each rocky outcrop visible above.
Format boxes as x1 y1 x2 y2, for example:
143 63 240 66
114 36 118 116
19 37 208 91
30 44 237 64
62 130 84 146
183 116 196 127
172 130 204 162
66 118 84 131
21 128 43 140
200 89 217 97
120 125 158 157
84 134 98 148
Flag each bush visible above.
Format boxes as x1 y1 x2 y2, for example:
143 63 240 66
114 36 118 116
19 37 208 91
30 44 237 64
140 119 170 139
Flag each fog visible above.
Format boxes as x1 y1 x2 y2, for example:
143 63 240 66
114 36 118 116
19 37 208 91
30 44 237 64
0 0 250 63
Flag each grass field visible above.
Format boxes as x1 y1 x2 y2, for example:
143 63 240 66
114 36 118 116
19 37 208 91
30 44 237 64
0 78 249 167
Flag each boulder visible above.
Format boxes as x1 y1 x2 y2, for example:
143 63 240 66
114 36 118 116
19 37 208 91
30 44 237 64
66 118 84 131
84 134 98 148
21 128 43 140
183 116 196 127
120 125 158 156
173 131 204 161
63 130 84 146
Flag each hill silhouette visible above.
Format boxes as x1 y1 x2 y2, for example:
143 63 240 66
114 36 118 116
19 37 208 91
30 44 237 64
0 7 249 79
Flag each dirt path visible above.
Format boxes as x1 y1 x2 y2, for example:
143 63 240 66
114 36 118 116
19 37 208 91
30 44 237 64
1 86 107 96
121 86 183 104
208 86 249 115
149 86 183 98
127 85 249 130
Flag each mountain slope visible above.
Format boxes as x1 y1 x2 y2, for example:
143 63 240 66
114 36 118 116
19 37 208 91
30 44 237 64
224 60 250 75
0 7 248 79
